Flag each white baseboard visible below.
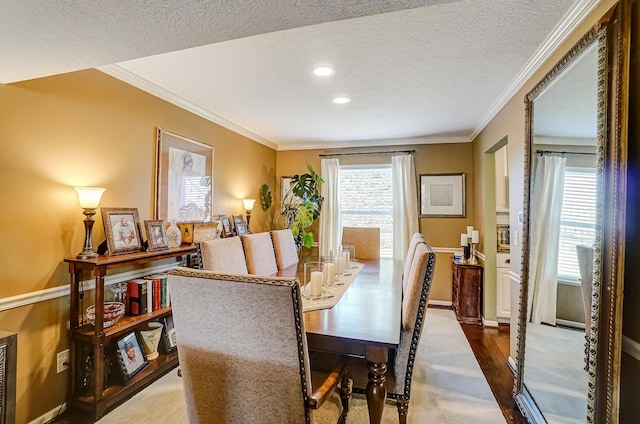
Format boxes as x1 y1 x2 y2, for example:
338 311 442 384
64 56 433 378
483 317 499 327
28 403 66 424
623 335 640 362
507 356 517 373
428 300 452 307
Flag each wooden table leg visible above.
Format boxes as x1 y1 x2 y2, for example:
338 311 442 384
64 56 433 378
365 345 388 424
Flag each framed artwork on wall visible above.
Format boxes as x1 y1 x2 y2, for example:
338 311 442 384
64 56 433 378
101 208 143 255
155 128 214 222
419 173 466 217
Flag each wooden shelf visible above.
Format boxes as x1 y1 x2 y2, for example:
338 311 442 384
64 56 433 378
66 245 194 419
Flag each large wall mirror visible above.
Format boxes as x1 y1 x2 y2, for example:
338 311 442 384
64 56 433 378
515 2 629 423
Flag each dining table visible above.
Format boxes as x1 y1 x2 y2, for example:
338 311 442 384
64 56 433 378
278 258 403 424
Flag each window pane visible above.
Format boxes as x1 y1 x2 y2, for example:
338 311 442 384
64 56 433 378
339 166 393 258
557 169 596 279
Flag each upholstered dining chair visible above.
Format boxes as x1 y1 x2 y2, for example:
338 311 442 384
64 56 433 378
345 240 435 424
197 237 248 274
271 228 299 270
341 227 380 260
402 232 425 292
168 268 352 424
242 232 279 275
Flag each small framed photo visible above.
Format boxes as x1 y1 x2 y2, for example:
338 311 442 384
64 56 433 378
161 315 177 353
235 221 248 236
144 220 169 251
232 214 245 225
219 215 233 238
114 331 148 382
101 208 143 255
419 173 466 217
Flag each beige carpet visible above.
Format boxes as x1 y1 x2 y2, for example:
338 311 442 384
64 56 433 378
96 308 505 423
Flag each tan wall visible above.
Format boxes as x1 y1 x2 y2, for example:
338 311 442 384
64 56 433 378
470 0 618 356
0 69 276 422
276 143 474 303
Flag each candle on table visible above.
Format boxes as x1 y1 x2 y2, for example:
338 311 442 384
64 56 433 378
310 271 322 297
325 262 336 285
341 251 348 273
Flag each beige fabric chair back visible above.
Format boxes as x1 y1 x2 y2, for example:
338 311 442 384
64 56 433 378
168 268 313 424
395 241 435 395
402 232 425 292
242 232 278 275
197 237 248 274
271 229 299 270
341 227 380 260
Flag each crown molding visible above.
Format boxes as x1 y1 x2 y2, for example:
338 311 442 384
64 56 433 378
470 0 601 141
276 135 470 151
98 64 277 150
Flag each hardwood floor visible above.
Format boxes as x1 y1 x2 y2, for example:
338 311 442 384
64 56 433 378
459 320 528 424
52 310 527 424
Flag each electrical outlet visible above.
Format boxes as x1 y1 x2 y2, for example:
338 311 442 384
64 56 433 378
57 349 69 373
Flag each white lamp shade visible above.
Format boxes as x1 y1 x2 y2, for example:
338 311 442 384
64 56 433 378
74 187 105 209
460 233 468 246
467 225 474 237
242 198 256 211
471 230 480 244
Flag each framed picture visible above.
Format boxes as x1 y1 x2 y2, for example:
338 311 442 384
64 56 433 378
101 208 143 255
161 315 177 353
419 173 466 217
235 221 248 236
114 331 148 382
232 214 245 225
144 220 169 252
219 215 233 238
155 128 214 222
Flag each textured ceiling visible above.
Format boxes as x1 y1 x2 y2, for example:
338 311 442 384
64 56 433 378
2 0 595 150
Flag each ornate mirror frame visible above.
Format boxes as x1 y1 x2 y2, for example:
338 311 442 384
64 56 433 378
514 2 630 423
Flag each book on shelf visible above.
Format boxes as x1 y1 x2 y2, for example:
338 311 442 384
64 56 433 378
126 279 149 315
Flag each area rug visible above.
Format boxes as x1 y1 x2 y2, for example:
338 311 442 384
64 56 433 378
96 308 505 423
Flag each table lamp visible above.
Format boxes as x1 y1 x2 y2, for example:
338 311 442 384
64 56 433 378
74 187 105 259
242 198 256 232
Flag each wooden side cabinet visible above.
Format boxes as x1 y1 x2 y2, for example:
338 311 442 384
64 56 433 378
65 245 195 420
451 261 483 324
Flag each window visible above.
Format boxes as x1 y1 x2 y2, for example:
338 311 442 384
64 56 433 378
557 168 597 280
339 165 393 258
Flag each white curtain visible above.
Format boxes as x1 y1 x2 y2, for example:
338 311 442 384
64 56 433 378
319 158 341 257
527 155 566 326
392 154 419 261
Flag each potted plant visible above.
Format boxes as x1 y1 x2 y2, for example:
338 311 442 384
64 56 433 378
282 164 324 249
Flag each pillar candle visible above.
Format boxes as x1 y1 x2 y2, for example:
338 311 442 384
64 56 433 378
325 262 336 285
310 271 322 296
341 251 348 273
467 225 474 237
460 233 468 246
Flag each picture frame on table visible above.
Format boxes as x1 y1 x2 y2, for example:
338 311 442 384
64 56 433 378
235 221 248 236
101 208 143 255
219 215 233 238
144 220 169 252
419 173 466 217
155 128 214 222
113 331 148 382
161 315 178 354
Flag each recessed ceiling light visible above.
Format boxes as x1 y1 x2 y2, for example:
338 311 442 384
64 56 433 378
332 96 351 104
313 66 335 77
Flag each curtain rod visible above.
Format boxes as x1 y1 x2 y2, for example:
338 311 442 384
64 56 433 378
536 149 596 156
319 149 415 158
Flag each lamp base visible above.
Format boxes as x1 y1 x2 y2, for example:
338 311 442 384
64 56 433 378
76 250 99 259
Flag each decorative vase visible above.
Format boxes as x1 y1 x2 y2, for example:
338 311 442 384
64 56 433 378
139 322 164 361
166 219 182 248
